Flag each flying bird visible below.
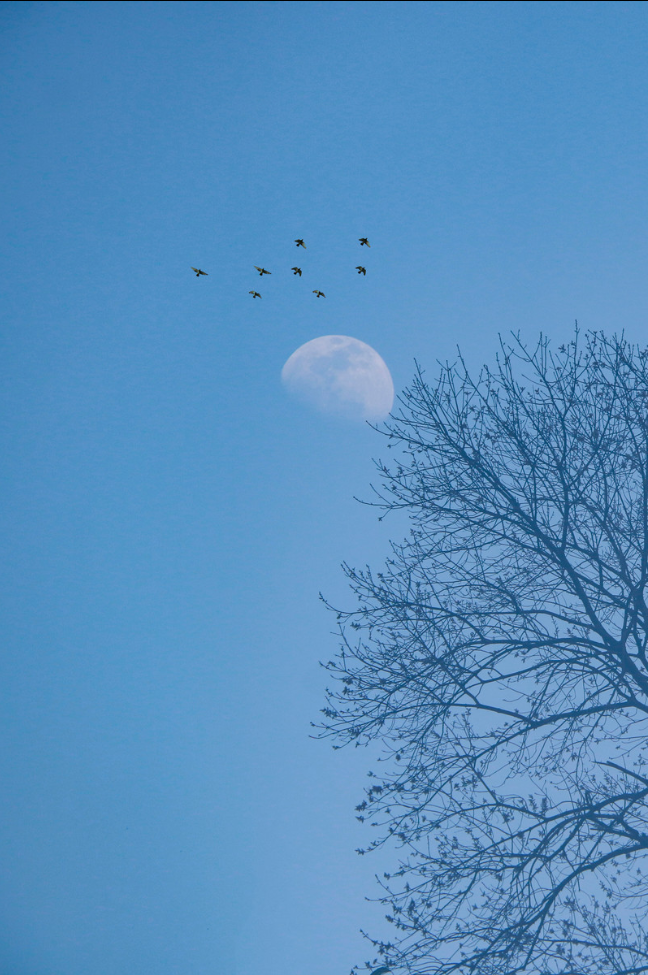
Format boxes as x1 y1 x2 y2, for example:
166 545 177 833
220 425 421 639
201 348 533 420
359 237 371 247
291 267 302 276
254 266 271 276
191 267 208 276
356 266 366 275
313 290 325 298
294 239 306 248
249 291 262 299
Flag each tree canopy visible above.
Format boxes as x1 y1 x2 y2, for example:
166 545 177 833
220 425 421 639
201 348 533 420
321 330 648 975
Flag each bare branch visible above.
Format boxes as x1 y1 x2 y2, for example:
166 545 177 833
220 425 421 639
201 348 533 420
321 330 648 975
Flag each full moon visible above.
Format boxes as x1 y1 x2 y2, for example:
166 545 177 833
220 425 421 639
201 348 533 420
281 335 394 421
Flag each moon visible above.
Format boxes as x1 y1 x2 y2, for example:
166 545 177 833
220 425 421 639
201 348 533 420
281 335 394 421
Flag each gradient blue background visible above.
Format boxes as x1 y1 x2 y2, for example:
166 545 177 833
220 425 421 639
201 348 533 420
2 2 648 973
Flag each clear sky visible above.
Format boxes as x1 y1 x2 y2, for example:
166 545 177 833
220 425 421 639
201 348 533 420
2 2 648 973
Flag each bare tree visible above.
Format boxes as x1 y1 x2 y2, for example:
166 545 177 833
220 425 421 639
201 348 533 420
320 329 648 975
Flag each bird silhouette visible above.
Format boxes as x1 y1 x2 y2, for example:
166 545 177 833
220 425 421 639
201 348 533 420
294 239 306 248
370 968 390 975
313 290 325 298
291 267 302 276
254 266 271 276
191 267 208 276
359 238 371 247
356 266 366 275
249 291 262 299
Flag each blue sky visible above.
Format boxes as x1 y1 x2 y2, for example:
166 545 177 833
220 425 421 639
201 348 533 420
2 2 648 973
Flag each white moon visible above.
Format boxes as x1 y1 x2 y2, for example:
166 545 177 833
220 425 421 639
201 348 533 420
281 335 394 421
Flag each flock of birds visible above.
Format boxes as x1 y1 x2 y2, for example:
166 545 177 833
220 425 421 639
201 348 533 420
191 237 371 298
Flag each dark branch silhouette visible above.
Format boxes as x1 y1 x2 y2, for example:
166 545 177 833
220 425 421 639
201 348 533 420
320 329 648 975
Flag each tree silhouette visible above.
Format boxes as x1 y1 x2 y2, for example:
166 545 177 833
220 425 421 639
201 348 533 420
320 329 648 975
